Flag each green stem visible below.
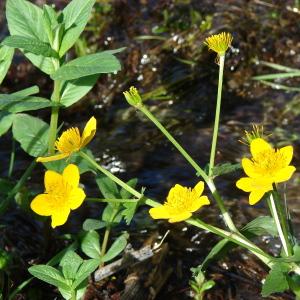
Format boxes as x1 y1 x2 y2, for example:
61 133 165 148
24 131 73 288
79 151 159 209
86 197 139 203
0 160 37 214
187 218 273 268
8 139 16 177
138 105 237 231
48 80 61 154
208 55 225 176
269 189 293 256
71 290 76 300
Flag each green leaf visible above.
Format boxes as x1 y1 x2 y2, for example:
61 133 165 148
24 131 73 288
60 74 99 107
0 46 14 85
42 4 58 46
12 113 49 157
51 51 121 81
0 112 14 136
12 85 39 97
47 242 78 267
102 204 123 225
96 174 120 199
201 239 230 270
252 72 300 81
102 232 129 262
200 280 215 292
60 250 83 280
6 0 57 74
72 258 99 289
261 263 290 297
59 0 96 56
242 216 278 237
83 219 106 231
211 163 241 177
120 178 138 199
81 230 101 259
28 265 69 290
0 96 51 113
2 36 57 58
6 0 47 41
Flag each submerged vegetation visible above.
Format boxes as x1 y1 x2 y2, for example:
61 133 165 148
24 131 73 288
1 1 300 299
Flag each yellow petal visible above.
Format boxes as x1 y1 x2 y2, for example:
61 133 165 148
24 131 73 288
44 170 62 192
273 166 296 183
190 196 210 212
193 181 204 196
167 184 185 201
242 158 257 177
250 138 272 157
236 177 273 192
149 206 170 219
279 145 293 165
169 212 192 223
30 194 53 216
36 153 69 163
249 190 266 205
68 188 86 210
81 117 97 148
51 208 70 228
63 164 80 187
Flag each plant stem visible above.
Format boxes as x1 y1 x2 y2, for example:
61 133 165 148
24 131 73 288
79 151 159 209
86 197 139 203
208 55 225 176
71 290 76 300
268 190 293 256
187 218 273 268
8 139 15 177
48 80 61 154
0 160 37 214
138 105 237 231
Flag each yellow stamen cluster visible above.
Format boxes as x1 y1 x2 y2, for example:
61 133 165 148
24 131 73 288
204 32 233 56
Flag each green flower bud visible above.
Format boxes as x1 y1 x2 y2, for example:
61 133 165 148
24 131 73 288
123 86 143 107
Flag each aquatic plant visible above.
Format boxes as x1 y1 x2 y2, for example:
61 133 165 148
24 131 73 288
0 0 300 298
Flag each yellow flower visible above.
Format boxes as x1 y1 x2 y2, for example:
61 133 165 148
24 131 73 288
236 138 296 205
204 32 233 55
149 181 210 223
37 117 96 163
30 164 86 228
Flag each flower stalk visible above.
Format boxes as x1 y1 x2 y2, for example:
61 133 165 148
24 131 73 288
48 80 61 154
208 54 225 176
268 189 293 257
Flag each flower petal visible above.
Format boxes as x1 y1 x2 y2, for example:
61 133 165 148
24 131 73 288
30 194 53 216
250 138 272 158
44 170 62 192
149 206 171 219
169 212 192 223
236 177 273 192
273 166 296 183
249 190 267 205
193 181 204 196
68 188 86 210
81 117 97 148
51 207 70 228
241 158 257 177
279 145 293 166
36 153 69 163
167 184 185 201
190 196 210 212
63 164 80 187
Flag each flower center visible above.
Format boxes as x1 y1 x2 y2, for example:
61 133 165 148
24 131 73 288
55 127 82 153
46 180 72 209
166 187 195 213
252 149 287 176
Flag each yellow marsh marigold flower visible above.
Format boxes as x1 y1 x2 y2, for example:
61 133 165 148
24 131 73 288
236 138 296 205
31 164 86 228
37 117 96 162
204 32 233 56
149 181 210 223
